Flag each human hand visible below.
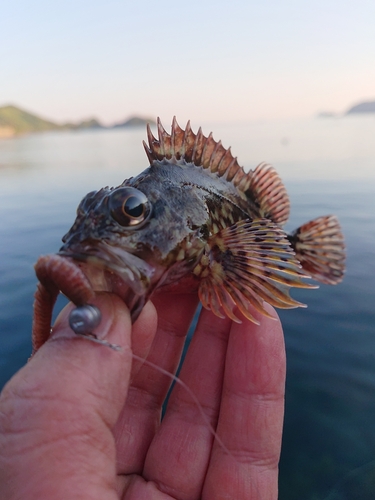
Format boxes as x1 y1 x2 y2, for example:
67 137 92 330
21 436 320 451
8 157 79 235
0 292 285 500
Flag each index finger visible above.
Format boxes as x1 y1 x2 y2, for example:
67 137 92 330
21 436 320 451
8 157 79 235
115 292 199 477
203 305 285 500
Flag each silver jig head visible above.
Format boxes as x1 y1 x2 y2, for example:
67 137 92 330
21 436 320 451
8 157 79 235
69 304 121 351
69 304 101 334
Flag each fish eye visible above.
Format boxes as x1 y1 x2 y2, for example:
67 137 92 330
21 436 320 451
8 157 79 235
109 187 151 228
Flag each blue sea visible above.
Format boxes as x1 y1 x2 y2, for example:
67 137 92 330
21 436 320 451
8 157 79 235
1 117 374 499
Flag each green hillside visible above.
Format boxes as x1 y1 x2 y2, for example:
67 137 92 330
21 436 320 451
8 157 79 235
0 104 153 137
0 105 60 135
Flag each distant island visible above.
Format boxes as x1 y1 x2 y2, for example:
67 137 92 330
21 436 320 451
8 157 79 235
318 99 375 118
346 100 375 114
113 116 155 128
0 104 155 138
317 111 338 118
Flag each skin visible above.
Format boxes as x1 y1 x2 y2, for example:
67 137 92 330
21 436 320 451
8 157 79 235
0 292 286 500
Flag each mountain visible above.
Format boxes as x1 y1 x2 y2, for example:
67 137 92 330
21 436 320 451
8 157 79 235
113 116 156 128
0 105 61 136
0 105 107 137
62 118 104 130
346 100 375 114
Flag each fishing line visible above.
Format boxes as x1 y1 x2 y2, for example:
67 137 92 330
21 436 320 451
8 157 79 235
68 303 235 461
130 352 236 462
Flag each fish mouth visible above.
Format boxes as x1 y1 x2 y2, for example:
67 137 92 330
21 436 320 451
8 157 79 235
58 240 159 320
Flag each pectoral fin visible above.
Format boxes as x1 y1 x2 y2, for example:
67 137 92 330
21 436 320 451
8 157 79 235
196 219 315 323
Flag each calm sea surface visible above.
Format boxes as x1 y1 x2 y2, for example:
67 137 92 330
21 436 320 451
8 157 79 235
1 117 375 499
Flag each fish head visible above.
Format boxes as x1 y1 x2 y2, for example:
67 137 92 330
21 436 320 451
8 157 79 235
58 164 209 319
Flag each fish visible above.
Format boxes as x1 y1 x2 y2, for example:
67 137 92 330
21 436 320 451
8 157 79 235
32 117 346 352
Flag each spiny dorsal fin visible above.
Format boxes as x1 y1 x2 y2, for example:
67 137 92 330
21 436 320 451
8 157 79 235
143 117 246 184
245 162 290 226
143 119 290 225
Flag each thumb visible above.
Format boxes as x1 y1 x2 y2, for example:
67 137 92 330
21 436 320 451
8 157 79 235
0 293 133 500
40 291 134 423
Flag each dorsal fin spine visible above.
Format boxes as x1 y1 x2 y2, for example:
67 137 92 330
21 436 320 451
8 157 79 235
218 147 233 177
232 167 245 187
192 127 203 165
144 118 259 195
201 132 213 169
209 139 223 172
157 118 166 156
179 120 187 158
142 140 153 164
171 116 177 155
183 120 194 160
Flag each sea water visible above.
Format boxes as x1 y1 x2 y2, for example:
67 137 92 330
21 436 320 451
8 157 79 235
0 116 374 499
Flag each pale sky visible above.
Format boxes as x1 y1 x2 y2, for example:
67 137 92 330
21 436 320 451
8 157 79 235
2 0 375 125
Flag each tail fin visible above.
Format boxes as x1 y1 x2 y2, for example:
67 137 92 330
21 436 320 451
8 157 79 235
288 215 346 285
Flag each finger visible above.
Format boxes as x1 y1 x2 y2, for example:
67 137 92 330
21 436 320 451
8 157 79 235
203 305 286 500
130 300 158 378
140 291 200 404
115 292 199 477
0 293 132 500
143 308 231 500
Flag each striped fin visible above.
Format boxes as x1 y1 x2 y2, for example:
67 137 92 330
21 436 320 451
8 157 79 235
289 215 346 285
196 219 316 324
246 162 290 225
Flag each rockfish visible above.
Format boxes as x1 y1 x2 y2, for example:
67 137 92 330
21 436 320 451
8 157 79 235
32 118 345 351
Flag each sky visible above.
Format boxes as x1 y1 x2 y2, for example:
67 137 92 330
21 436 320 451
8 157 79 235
2 0 375 125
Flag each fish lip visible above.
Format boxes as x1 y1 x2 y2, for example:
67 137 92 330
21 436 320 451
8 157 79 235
58 240 156 297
